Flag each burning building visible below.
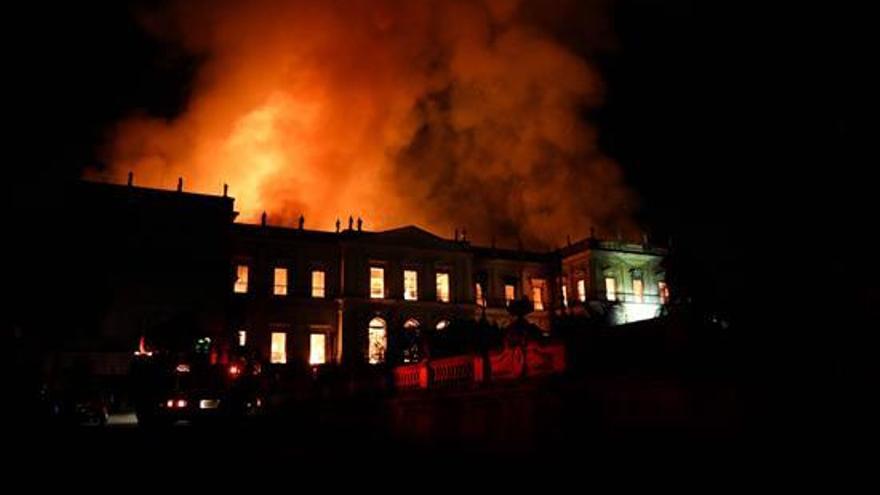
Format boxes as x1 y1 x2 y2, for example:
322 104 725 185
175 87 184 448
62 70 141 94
11 178 667 374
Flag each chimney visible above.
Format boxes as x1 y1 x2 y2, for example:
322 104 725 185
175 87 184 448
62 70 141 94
298 214 305 230
335 218 341 233
261 211 267 227
127 171 133 186
223 184 228 197
357 217 363 231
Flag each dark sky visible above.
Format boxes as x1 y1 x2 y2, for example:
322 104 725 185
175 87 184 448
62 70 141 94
8 1 872 323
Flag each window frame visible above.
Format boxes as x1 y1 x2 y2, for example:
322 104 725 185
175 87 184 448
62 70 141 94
369 266 385 299
311 269 326 298
403 269 419 301
435 271 451 303
273 266 288 296
234 264 249 294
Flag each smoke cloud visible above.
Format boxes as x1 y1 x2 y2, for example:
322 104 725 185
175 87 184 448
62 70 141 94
95 0 636 248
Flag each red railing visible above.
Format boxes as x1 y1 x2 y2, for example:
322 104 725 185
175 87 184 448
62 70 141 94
393 344 565 390
393 363 429 390
429 355 475 387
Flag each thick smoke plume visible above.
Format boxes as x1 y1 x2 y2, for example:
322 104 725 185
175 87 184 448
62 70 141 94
96 0 635 248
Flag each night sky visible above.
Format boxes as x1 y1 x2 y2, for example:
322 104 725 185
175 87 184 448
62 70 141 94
8 0 872 329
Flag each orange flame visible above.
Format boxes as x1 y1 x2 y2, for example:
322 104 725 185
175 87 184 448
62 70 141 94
92 0 636 247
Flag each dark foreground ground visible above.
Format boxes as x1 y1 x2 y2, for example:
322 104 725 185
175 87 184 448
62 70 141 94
10 373 752 476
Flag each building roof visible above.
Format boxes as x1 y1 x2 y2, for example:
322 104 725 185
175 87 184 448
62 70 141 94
559 237 668 258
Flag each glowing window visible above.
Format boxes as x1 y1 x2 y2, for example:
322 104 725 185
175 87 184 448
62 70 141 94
504 284 515 305
402 318 421 363
436 320 450 331
234 265 249 293
368 317 387 364
475 283 485 307
658 281 670 304
633 279 644 303
561 279 569 308
531 279 545 311
270 332 286 364
273 267 288 296
370 267 385 299
404 270 418 301
605 277 617 301
309 334 326 365
237 330 247 347
436 272 450 303
311 270 325 298
577 279 586 302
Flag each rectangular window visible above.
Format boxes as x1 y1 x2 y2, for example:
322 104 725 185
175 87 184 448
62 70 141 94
234 265 249 293
270 332 287 364
577 279 586 302
561 284 568 308
658 281 670 304
309 334 327 365
532 287 544 311
531 279 545 311
237 330 247 347
633 279 644 303
436 272 450 303
404 270 418 301
605 277 617 301
311 270 326 298
475 283 485 307
273 267 288 296
370 267 385 299
504 284 515 305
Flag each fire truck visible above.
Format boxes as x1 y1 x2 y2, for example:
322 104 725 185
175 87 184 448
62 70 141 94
130 335 265 426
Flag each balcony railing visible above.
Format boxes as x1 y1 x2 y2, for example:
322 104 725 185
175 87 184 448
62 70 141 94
392 343 566 391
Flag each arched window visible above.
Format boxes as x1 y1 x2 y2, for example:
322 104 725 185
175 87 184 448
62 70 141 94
402 318 421 363
435 319 450 331
368 317 387 364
